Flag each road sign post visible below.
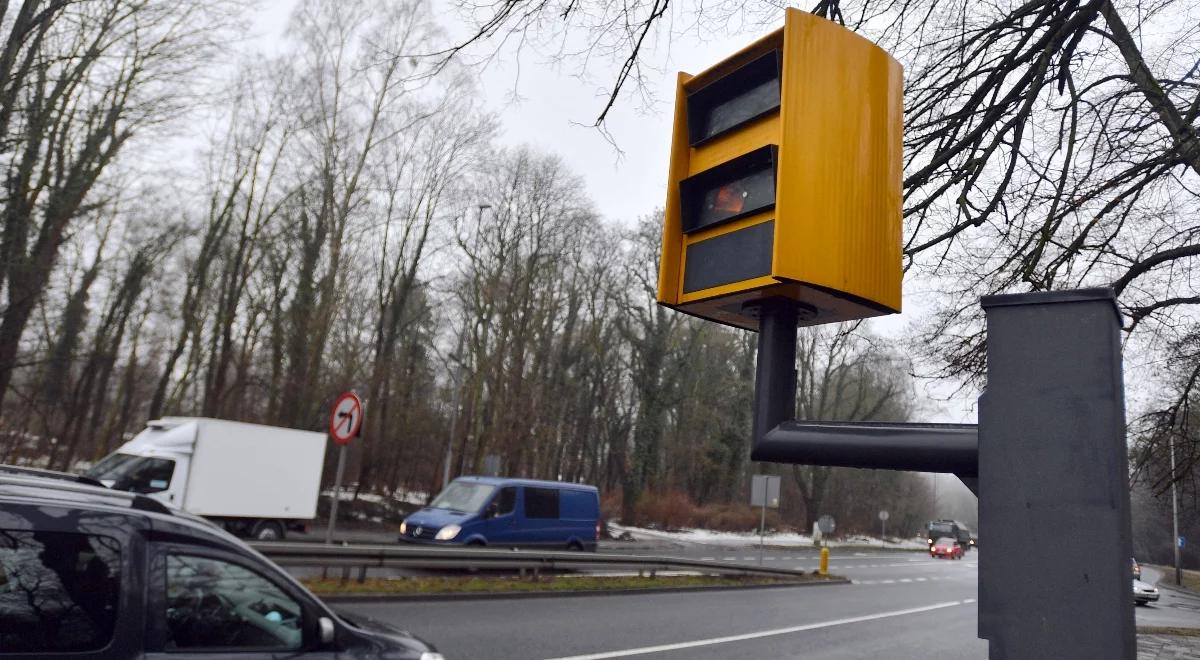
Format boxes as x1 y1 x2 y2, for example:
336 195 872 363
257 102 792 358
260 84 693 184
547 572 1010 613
325 392 364 545
878 510 889 544
751 474 780 565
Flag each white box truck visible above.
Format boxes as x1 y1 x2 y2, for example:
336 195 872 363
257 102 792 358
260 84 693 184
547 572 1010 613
86 417 327 540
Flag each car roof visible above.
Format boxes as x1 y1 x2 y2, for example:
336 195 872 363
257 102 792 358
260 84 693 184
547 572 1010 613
454 475 598 491
0 466 230 540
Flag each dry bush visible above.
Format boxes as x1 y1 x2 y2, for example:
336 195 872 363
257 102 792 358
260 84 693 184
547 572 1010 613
635 489 699 530
698 503 769 532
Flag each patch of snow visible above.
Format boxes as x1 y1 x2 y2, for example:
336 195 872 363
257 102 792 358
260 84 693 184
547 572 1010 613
317 488 428 506
391 490 428 506
609 524 926 549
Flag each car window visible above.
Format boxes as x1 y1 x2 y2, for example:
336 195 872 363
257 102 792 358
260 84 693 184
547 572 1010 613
525 487 560 519
495 487 517 515
164 554 302 650
0 529 121 652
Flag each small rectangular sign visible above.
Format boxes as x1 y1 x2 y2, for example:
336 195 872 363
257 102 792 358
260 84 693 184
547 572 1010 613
751 474 781 508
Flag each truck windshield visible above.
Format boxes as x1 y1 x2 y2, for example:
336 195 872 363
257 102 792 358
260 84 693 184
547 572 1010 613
929 522 955 538
86 454 175 494
429 482 496 513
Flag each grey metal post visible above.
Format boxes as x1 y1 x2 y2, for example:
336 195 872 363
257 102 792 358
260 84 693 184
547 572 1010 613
759 502 766 565
978 289 1134 659
324 445 348 545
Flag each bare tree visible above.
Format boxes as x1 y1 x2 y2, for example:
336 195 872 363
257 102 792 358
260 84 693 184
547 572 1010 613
791 325 913 529
0 0 232 411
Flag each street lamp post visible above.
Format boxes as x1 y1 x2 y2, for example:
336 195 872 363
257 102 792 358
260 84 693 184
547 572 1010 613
442 336 464 491
1170 433 1182 586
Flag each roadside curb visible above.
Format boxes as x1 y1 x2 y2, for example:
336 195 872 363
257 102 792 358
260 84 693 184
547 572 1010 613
318 577 851 603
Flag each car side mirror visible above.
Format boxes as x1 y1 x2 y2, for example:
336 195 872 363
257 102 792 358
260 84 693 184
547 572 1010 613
318 616 335 645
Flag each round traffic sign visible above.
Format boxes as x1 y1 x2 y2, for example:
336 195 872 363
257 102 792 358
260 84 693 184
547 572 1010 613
879 510 889 521
329 392 364 445
818 514 836 534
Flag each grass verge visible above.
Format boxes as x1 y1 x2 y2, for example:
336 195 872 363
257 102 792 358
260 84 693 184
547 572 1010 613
303 573 839 596
1138 626 1200 637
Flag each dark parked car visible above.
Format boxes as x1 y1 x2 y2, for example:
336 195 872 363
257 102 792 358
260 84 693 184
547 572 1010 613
0 465 442 659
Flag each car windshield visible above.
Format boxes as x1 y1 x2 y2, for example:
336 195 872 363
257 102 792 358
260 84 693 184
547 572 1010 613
429 482 496 513
85 454 175 494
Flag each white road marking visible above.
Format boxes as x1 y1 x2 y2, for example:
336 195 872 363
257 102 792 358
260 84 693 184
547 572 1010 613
701 557 715 561
542 601 968 660
900 578 913 583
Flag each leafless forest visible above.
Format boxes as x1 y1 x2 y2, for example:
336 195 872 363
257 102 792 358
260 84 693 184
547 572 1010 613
2 0 1196 540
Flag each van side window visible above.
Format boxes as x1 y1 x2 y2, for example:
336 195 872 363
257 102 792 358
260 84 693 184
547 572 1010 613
496 487 517 515
524 488 560 519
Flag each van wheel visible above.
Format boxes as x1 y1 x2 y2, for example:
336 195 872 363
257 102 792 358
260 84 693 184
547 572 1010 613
252 520 285 541
567 541 584 552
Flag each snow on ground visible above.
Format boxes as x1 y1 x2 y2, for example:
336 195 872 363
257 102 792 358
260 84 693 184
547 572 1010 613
319 488 428 506
609 523 927 550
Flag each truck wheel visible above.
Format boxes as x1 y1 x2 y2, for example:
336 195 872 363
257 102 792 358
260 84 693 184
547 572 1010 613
252 520 285 541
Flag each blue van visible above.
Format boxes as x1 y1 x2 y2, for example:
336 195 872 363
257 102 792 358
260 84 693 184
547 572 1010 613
399 476 600 551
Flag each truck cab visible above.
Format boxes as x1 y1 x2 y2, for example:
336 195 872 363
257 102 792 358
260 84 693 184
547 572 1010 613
87 418 326 540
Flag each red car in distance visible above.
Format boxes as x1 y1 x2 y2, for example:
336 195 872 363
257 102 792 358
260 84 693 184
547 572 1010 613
930 536 964 559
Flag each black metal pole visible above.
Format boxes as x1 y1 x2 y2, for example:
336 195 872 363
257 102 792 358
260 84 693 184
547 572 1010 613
750 298 798 447
747 298 978 485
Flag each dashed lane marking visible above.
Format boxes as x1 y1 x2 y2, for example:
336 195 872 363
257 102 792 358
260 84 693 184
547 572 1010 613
542 601 969 659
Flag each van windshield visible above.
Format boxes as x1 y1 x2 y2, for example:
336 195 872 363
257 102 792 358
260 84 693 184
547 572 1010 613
429 482 496 513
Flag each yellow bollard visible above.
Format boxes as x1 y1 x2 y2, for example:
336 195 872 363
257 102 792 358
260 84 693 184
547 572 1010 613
819 547 830 576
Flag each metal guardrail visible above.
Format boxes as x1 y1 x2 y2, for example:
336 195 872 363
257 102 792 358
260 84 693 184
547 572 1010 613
250 541 817 582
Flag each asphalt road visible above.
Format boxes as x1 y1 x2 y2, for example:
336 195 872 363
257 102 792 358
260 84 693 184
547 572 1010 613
1138 566 1200 629
337 549 986 659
